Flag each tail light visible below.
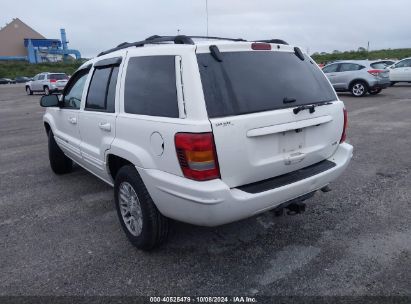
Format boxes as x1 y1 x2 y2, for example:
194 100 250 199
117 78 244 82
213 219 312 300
251 43 271 50
340 108 348 143
50 79 57 83
367 69 383 77
175 133 220 181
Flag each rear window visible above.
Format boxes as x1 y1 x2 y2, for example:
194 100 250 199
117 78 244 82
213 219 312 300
371 62 389 69
48 74 68 80
197 51 336 118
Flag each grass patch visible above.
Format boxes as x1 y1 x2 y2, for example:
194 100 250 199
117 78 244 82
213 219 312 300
311 48 411 63
0 60 85 79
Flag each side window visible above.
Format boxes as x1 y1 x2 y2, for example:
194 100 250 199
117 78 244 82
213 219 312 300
124 56 178 118
62 70 89 109
85 66 119 113
33 75 39 81
38 75 45 80
339 63 361 72
323 64 338 73
106 67 119 113
404 59 411 67
395 60 410 68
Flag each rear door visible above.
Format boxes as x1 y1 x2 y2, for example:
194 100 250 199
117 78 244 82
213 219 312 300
333 63 364 89
32 74 43 91
78 57 122 178
403 59 411 81
322 63 339 87
197 49 344 188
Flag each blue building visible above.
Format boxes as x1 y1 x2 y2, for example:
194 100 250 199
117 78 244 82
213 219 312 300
0 18 81 63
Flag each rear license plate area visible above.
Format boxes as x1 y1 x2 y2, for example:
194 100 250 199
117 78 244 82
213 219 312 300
280 129 305 153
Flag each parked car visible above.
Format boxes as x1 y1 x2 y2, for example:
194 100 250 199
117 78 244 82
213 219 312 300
25 72 68 95
0 78 14 84
387 57 411 86
14 76 31 83
322 60 390 96
40 35 353 250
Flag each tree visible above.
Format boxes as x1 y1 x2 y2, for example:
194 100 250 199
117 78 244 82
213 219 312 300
332 50 341 54
358 47 367 52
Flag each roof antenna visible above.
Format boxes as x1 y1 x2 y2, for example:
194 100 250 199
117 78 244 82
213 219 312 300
205 0 209 37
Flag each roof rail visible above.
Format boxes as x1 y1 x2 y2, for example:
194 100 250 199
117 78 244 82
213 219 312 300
255 39 289 45
189 36 246 42
97 35 195 57
97 35 287 57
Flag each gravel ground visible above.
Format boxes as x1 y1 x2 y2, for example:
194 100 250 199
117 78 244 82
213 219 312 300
0 84 410 297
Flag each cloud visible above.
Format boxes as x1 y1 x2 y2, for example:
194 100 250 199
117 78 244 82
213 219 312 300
1 0 410 57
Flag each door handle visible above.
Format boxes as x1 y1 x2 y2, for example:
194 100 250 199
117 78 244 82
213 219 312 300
68 117 77 124
285 152 305 165
98 122 111 131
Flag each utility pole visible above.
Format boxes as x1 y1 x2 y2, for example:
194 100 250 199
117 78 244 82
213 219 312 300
367 41 370 53
205 0 209 36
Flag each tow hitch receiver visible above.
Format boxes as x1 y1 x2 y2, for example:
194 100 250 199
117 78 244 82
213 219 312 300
273 191 314 216
285 201 306 215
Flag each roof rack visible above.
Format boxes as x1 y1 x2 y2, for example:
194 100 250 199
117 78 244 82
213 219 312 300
98 35 287 57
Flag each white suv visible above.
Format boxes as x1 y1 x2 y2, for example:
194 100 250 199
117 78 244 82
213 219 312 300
40 35 353 250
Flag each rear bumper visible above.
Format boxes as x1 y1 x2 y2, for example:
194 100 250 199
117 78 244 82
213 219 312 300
369 78 390 90
50 87 64 92
139 143 353 226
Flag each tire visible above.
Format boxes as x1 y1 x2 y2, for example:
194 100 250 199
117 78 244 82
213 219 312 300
26 86 33 95
114 165 169 250
44 86 50 95
369 88 382 95
390 81 396 87
48 130 73 174
350 81 368 97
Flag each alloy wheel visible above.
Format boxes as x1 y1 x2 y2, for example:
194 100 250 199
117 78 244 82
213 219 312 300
352 83 365 96
118 181 143 236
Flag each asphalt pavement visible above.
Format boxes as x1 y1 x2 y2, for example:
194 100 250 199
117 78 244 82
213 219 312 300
0 84 410 297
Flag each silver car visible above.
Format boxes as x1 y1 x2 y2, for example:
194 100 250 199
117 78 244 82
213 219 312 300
322 60 390 97
25 72 68 96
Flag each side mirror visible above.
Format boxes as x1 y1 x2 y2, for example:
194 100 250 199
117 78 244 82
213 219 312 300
40 94 60 107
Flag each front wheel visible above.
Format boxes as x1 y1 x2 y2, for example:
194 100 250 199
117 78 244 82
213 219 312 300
369 88 382 95
350 81 368 97
114 165 169 250
48 130 73 174
26 86 33 95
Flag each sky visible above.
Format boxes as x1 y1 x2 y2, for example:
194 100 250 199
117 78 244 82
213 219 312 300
1 0 410 58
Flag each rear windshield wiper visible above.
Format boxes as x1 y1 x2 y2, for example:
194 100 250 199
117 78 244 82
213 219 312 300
293 101 333 115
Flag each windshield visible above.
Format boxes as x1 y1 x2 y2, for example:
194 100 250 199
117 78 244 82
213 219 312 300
197 51 337 118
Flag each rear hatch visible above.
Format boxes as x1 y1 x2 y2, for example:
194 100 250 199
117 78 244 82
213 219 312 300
197 45 345 188
49 73 68 88
370 62 391 81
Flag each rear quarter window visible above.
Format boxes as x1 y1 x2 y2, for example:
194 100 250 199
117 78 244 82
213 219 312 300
124 56 179 118
197 51 336 118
